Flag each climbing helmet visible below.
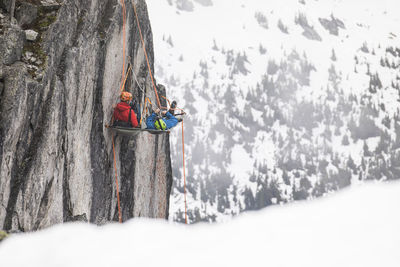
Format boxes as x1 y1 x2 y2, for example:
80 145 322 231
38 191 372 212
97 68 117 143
120 91 133 102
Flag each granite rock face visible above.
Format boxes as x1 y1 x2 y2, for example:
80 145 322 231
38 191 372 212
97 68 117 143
16 2 38 27
0 0 173 231
0 25 25 65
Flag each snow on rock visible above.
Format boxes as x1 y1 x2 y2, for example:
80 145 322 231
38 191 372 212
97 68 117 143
147 0 400 222
0 182 399 267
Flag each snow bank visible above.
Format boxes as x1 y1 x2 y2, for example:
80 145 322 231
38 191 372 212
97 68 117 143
0 182 399 267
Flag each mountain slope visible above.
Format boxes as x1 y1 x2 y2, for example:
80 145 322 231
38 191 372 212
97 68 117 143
147 0 400 222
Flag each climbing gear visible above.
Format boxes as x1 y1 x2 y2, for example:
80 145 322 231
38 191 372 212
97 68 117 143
120 64 132 93
132 1 162 109
108 0 188 224
109 125 170 136
169 100 177 115
113 102 138 127
140 97 153 127
131 101 141 123
120 91 133 102
119 0 127 93
113 106 133 127
155 116 167 130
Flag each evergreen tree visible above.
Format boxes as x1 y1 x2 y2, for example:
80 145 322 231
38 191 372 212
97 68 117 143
331 49 337 61
363 141 371 157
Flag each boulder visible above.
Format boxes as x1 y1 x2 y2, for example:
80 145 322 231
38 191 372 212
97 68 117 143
25 29 39 41
25 51 34 59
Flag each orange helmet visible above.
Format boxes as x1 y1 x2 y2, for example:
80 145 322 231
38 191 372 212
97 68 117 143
120 91 133 102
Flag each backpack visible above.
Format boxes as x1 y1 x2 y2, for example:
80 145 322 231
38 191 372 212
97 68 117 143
154 115 167 130
114 106 134 127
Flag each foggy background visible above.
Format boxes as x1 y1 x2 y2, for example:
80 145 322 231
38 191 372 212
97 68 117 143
147 0 400 222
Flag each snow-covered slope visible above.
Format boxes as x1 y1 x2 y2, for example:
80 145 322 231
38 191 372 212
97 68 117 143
147 0 400 222
0 181 399 267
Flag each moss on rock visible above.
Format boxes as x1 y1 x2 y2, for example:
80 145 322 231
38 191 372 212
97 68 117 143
0 230 8 241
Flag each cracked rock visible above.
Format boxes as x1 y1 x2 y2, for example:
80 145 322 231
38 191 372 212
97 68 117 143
0 26 25 65
16 3 38 27
0 0 173 232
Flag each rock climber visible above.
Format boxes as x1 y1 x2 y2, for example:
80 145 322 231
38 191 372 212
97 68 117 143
146 101 182 130
112 91 139 128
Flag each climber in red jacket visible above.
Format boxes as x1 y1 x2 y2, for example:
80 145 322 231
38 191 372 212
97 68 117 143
112 91 139 127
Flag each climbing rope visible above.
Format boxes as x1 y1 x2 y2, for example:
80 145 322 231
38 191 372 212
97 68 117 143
121 64 132 92
131 0 186 115
110 0 127 224
140 97 153 126
109 0 189 224
119 0 127 93
131 65 145 94
131 0 163 109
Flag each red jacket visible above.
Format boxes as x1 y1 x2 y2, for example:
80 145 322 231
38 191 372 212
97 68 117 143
113 102 138 127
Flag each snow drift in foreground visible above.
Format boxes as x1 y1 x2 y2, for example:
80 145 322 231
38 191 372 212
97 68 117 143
0 182 399 267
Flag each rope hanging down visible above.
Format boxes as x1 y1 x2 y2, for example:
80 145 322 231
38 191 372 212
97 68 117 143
119 0 127 93
112 0 126 223
132 0 188 223
132 0 162 109
111 0 188 224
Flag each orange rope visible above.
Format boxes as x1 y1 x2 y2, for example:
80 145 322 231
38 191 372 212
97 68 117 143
132 0 162 109
119 1 188 226
131 1 186 115
161 95 171 107
119 0 127 93
121 64 132 92
139 97 153 126
110 0 126 224
181 121 188 224
112 133 123 223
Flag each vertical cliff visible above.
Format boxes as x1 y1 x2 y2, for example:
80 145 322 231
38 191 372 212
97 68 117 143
0 0 173 232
